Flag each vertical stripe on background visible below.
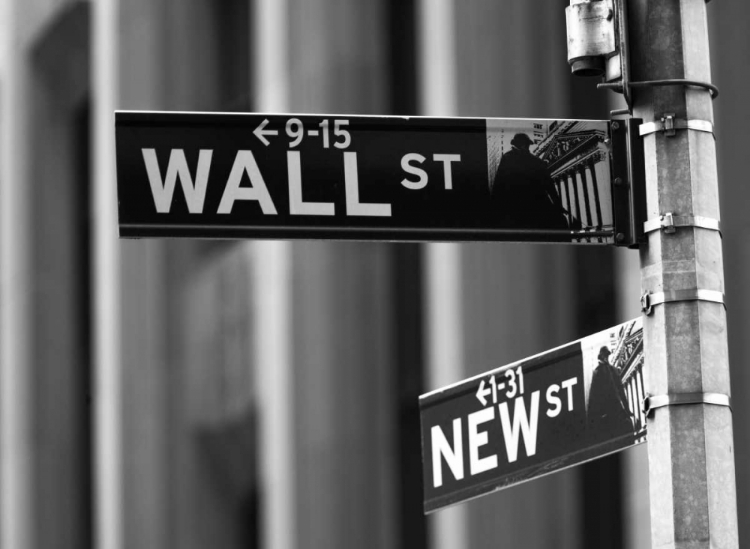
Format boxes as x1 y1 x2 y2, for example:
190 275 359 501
417 2 466 548
255 0 289 113
92 2 283 544
614 247 650 549
1 2 33 547
252 239 294 549
417 0 457 117
253 2 295 549
93 0 123 548
424 245 467 549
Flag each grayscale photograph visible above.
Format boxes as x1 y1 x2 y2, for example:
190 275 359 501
486 119 613 238
0 1 745 548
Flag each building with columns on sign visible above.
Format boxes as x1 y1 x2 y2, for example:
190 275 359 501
1 1 749 549
535 121 613 235
609 320 646 442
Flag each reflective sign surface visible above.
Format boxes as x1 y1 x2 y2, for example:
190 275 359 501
116 112 615 243
420 318 645 513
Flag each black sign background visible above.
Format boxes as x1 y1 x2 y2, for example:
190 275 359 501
116 112 615 242
420 322 644 514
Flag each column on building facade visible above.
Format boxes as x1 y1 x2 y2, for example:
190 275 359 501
3 2 94 549
1 3 35 547
94 1 128 547
623 370 643 435
636 369 645 432
116 0 175 546
578 165 593 227
447 1 582 547
114 1 259 547
587 157 603 228
555 179 568 226
570 171 583 229
112 0 237 547
418 1 467 549
563 172 574 225
263 1 398 548
632 372 646 432
627 382 635 418
565 172 577 224
252 2 295 549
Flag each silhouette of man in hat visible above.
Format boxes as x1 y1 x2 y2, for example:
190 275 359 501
587 346 634 443
490 133 569 230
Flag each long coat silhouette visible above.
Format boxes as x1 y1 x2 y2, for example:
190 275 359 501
490 143 569 229
588 348 634 443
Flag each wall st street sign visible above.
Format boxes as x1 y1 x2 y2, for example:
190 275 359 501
420 318 646 513
116 111 624 243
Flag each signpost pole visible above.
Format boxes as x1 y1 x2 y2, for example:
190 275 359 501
627 0 740 546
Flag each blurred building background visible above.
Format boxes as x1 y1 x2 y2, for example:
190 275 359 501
0 0 747 548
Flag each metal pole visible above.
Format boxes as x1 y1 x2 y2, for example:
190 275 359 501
627 0 740 546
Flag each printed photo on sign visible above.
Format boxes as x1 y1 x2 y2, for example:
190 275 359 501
486 119 613 241
581 318 646 445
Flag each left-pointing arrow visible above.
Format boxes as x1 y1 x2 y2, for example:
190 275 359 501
476 379 492 407
254 118 278 146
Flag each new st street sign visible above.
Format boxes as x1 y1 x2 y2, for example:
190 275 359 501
116 111 626 243
420 318 645 513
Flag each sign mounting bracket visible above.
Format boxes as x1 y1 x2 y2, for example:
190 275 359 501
610 118 646 248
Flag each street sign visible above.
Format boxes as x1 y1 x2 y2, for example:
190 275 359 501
420 318 645 513
116 111 618 243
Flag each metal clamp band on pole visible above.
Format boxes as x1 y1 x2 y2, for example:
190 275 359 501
643 393 732 417
641 289 725 315
643 212 721 235
598 79 719 99
639 115 714 137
